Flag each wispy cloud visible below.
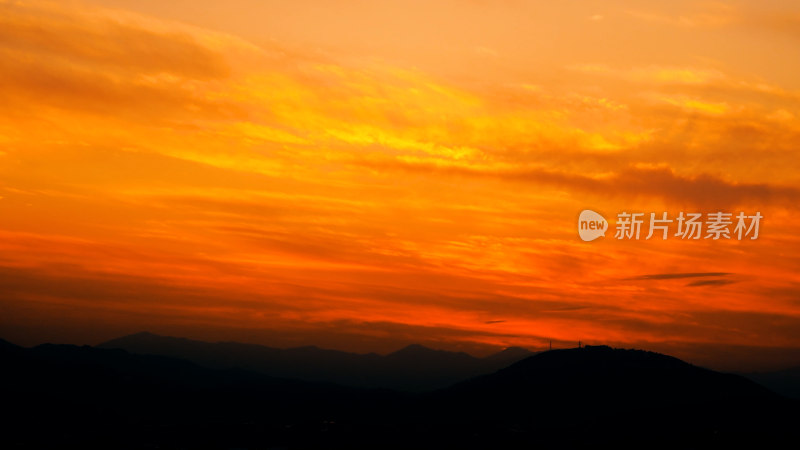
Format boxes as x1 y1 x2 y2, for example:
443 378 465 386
628 273 731 281
359 160 800 207
687 279 737 287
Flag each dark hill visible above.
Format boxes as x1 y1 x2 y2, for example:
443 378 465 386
98 332 533 391
426 345 798 448
447 345 773 403
743 365 800 399
0 338 404 449
3 339 798 449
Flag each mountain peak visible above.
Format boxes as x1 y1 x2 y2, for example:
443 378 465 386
103 331 165 343
384 344 478 367
495 346 531 355
97 332 214 358
395 343 432 353
128 331 160 338
483 346 534 363
387 343 472 358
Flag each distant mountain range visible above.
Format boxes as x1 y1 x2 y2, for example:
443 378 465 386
98 331 535 391
0 337 394 449
2 336 799 449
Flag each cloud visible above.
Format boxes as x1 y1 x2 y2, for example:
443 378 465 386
621 272 741 288
0 2 234 78
628 272 731 281
625 273 739 288
687 279 737 287
0 1 260 129
359 159 800 207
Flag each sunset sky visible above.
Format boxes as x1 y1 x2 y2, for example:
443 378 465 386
1 0 800 370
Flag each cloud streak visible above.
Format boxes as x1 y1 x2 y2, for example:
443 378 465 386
628 273 731 281
360 160 799 207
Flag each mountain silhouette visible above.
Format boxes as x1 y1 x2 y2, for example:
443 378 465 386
482 345 534 364
426 345 798 448
98 331 534 391
744 365 800 399
3 338 798 449
446 344 773 402
0 338 404 449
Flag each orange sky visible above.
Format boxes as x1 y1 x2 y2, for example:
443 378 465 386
1 0 800 370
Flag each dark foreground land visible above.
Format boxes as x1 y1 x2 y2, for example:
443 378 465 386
1 337 798 449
